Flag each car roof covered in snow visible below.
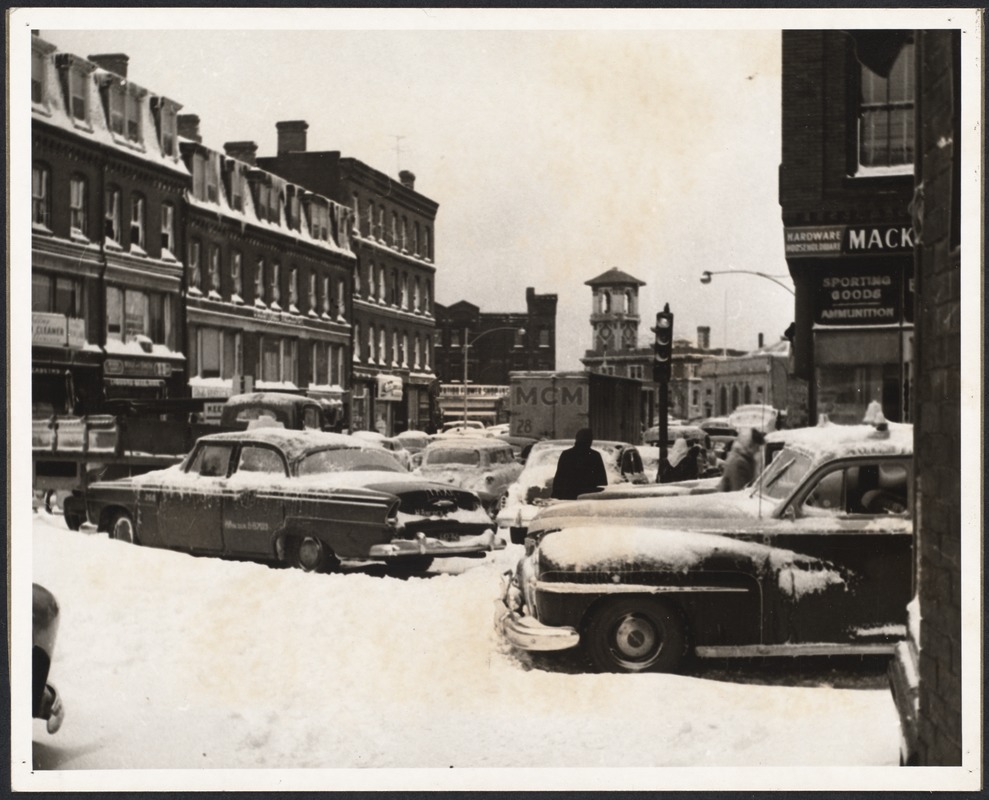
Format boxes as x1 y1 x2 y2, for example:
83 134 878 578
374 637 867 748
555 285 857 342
195 428 361 462
767 422 913 462
223 392 318 409
423 437 513 451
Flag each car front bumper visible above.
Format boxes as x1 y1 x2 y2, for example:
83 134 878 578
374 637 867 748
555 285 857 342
496 571 580 652
369 529 506 560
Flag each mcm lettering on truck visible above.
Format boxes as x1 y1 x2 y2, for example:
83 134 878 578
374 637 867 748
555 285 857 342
508 371 642 444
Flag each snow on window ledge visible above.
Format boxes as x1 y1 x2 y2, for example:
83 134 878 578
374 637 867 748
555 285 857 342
207 290 222 301
32 223 54 236
130 244 148 257
851 164 914 179
188 287 203 297
105 239 123 252
161 249 178 263
231 294 244 305
254 298 267 309
70 230 91 245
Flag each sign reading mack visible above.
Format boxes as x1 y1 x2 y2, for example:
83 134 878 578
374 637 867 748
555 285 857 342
785 224 915 258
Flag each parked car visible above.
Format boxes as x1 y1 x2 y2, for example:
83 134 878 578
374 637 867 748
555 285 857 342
499 422 913 672
64 429 503 573
441 420 487 434
393 430 431 455
350 430 412 469
413 437 523 515
495 439 648 537
219 391 325 430
33 583 64 734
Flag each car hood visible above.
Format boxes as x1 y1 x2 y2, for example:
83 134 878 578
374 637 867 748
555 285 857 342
533 526 846 600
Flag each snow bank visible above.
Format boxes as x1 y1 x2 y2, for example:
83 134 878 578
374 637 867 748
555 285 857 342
23 513 901 785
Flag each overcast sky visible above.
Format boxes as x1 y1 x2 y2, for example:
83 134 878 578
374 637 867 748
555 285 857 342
34 13 796 370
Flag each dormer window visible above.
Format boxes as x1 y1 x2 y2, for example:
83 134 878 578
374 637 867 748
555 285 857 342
107 78 144 143
56 54 96 126
286 192 301 231
206 153 219 203
69 67 88 121
151 97 180 158
31 41 55 106
308 201 329 241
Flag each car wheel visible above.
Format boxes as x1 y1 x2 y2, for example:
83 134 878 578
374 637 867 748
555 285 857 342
293 536 338 573
585 596 686 673
110 511 137 544
64 512 83 532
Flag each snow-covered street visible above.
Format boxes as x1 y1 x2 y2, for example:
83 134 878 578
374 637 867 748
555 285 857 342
24 510 903 787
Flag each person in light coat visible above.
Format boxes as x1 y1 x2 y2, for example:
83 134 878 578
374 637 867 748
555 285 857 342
718 428 765 492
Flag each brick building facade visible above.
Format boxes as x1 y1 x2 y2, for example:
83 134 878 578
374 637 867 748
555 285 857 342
780 30 916 425
32 41 189 415
257 124 439 434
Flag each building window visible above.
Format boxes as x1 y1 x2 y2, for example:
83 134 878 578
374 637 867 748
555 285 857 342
391 331 400 366
288 267 299 314
857 40 915 173
104 185 121 244
270 262 281 310
32 163 51 229
68 65 88 122
231 251 243 303
33 273 83 318
380 329 388 365
308 272 318 317
400 274 409 310
309 202 328 241
206 154 219 203
161 203 175 258
157 101 177 157
108 82 142 143
188 240 202 294
106 286 172 347
258 336 297 384
312 342 329 386
67 175 89 238
538 327 550 348
130 194 146 252
32 48 46 104
423 281 432 314
425 336 432 370
321 275 331 318
423 227 431 260
196 328 242 379
377 207 385 242
337 279 346 320
368 325 376 364
629 364 643 380
451 330 461 348
208 244 221 298
353 323 362 362
352 194 361 234
377 265 386 303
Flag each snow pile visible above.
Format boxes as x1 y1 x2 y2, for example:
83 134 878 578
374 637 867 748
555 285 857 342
24 513 901 785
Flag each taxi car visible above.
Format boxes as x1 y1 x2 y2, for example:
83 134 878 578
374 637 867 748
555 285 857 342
495 439 648 540
499 422 913 672
412 438 523 515
33 583 64 734
65 429 502 573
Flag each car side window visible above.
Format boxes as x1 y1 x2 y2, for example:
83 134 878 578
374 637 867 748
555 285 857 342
236 445 288 475
187 444 233 478
801 461 909 517
302 407 321 430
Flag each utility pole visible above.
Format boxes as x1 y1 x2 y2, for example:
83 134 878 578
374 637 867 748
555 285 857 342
652 304 674 482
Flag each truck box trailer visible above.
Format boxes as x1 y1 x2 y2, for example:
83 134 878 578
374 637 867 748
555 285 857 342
508 371 643 445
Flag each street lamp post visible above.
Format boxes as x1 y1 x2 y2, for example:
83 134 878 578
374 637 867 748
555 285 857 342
700 270 795 356
462 326 526 424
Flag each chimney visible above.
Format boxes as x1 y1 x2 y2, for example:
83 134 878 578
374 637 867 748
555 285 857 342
399 170 416 189
224 141 258 166
758 332 765 349
88 53 129 78
177 114 202 143
697 326 711 350
276 120 308 154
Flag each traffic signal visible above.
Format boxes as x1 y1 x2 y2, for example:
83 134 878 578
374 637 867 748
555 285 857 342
652 304 674 384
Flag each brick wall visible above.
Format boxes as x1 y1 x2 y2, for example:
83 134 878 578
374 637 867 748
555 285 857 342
913 29 962 766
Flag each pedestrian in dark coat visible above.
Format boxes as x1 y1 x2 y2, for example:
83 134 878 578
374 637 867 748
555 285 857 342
550 428 608 500
718 428 766 491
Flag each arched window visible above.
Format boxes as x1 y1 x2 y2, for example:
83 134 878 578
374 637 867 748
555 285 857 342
368 325 376 363
379 328 387 365
353 323 361 362
743 385 752 404
719 386 728 416
731 386 740 410
366 261 375 299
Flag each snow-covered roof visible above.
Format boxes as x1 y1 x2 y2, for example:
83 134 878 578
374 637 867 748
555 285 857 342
32 39 188 178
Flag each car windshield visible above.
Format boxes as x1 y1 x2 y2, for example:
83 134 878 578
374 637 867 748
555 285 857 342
754 448 813 501
296 447 404 475
424 448 480 467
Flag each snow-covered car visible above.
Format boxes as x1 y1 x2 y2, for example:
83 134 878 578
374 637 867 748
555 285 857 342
413 437 523 515
33 583 64 734
499 422 913 672
393 430 430 455
350 430 411 469
64 429 503 573
495 439 648 538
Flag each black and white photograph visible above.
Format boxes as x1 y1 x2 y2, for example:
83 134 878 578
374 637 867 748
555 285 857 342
9 7 983 792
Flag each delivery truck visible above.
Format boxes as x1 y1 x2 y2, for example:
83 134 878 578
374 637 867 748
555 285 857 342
508 371 643 444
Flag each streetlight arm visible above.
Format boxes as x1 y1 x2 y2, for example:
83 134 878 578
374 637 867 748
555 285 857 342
700 270 794 296
461 326 526 424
